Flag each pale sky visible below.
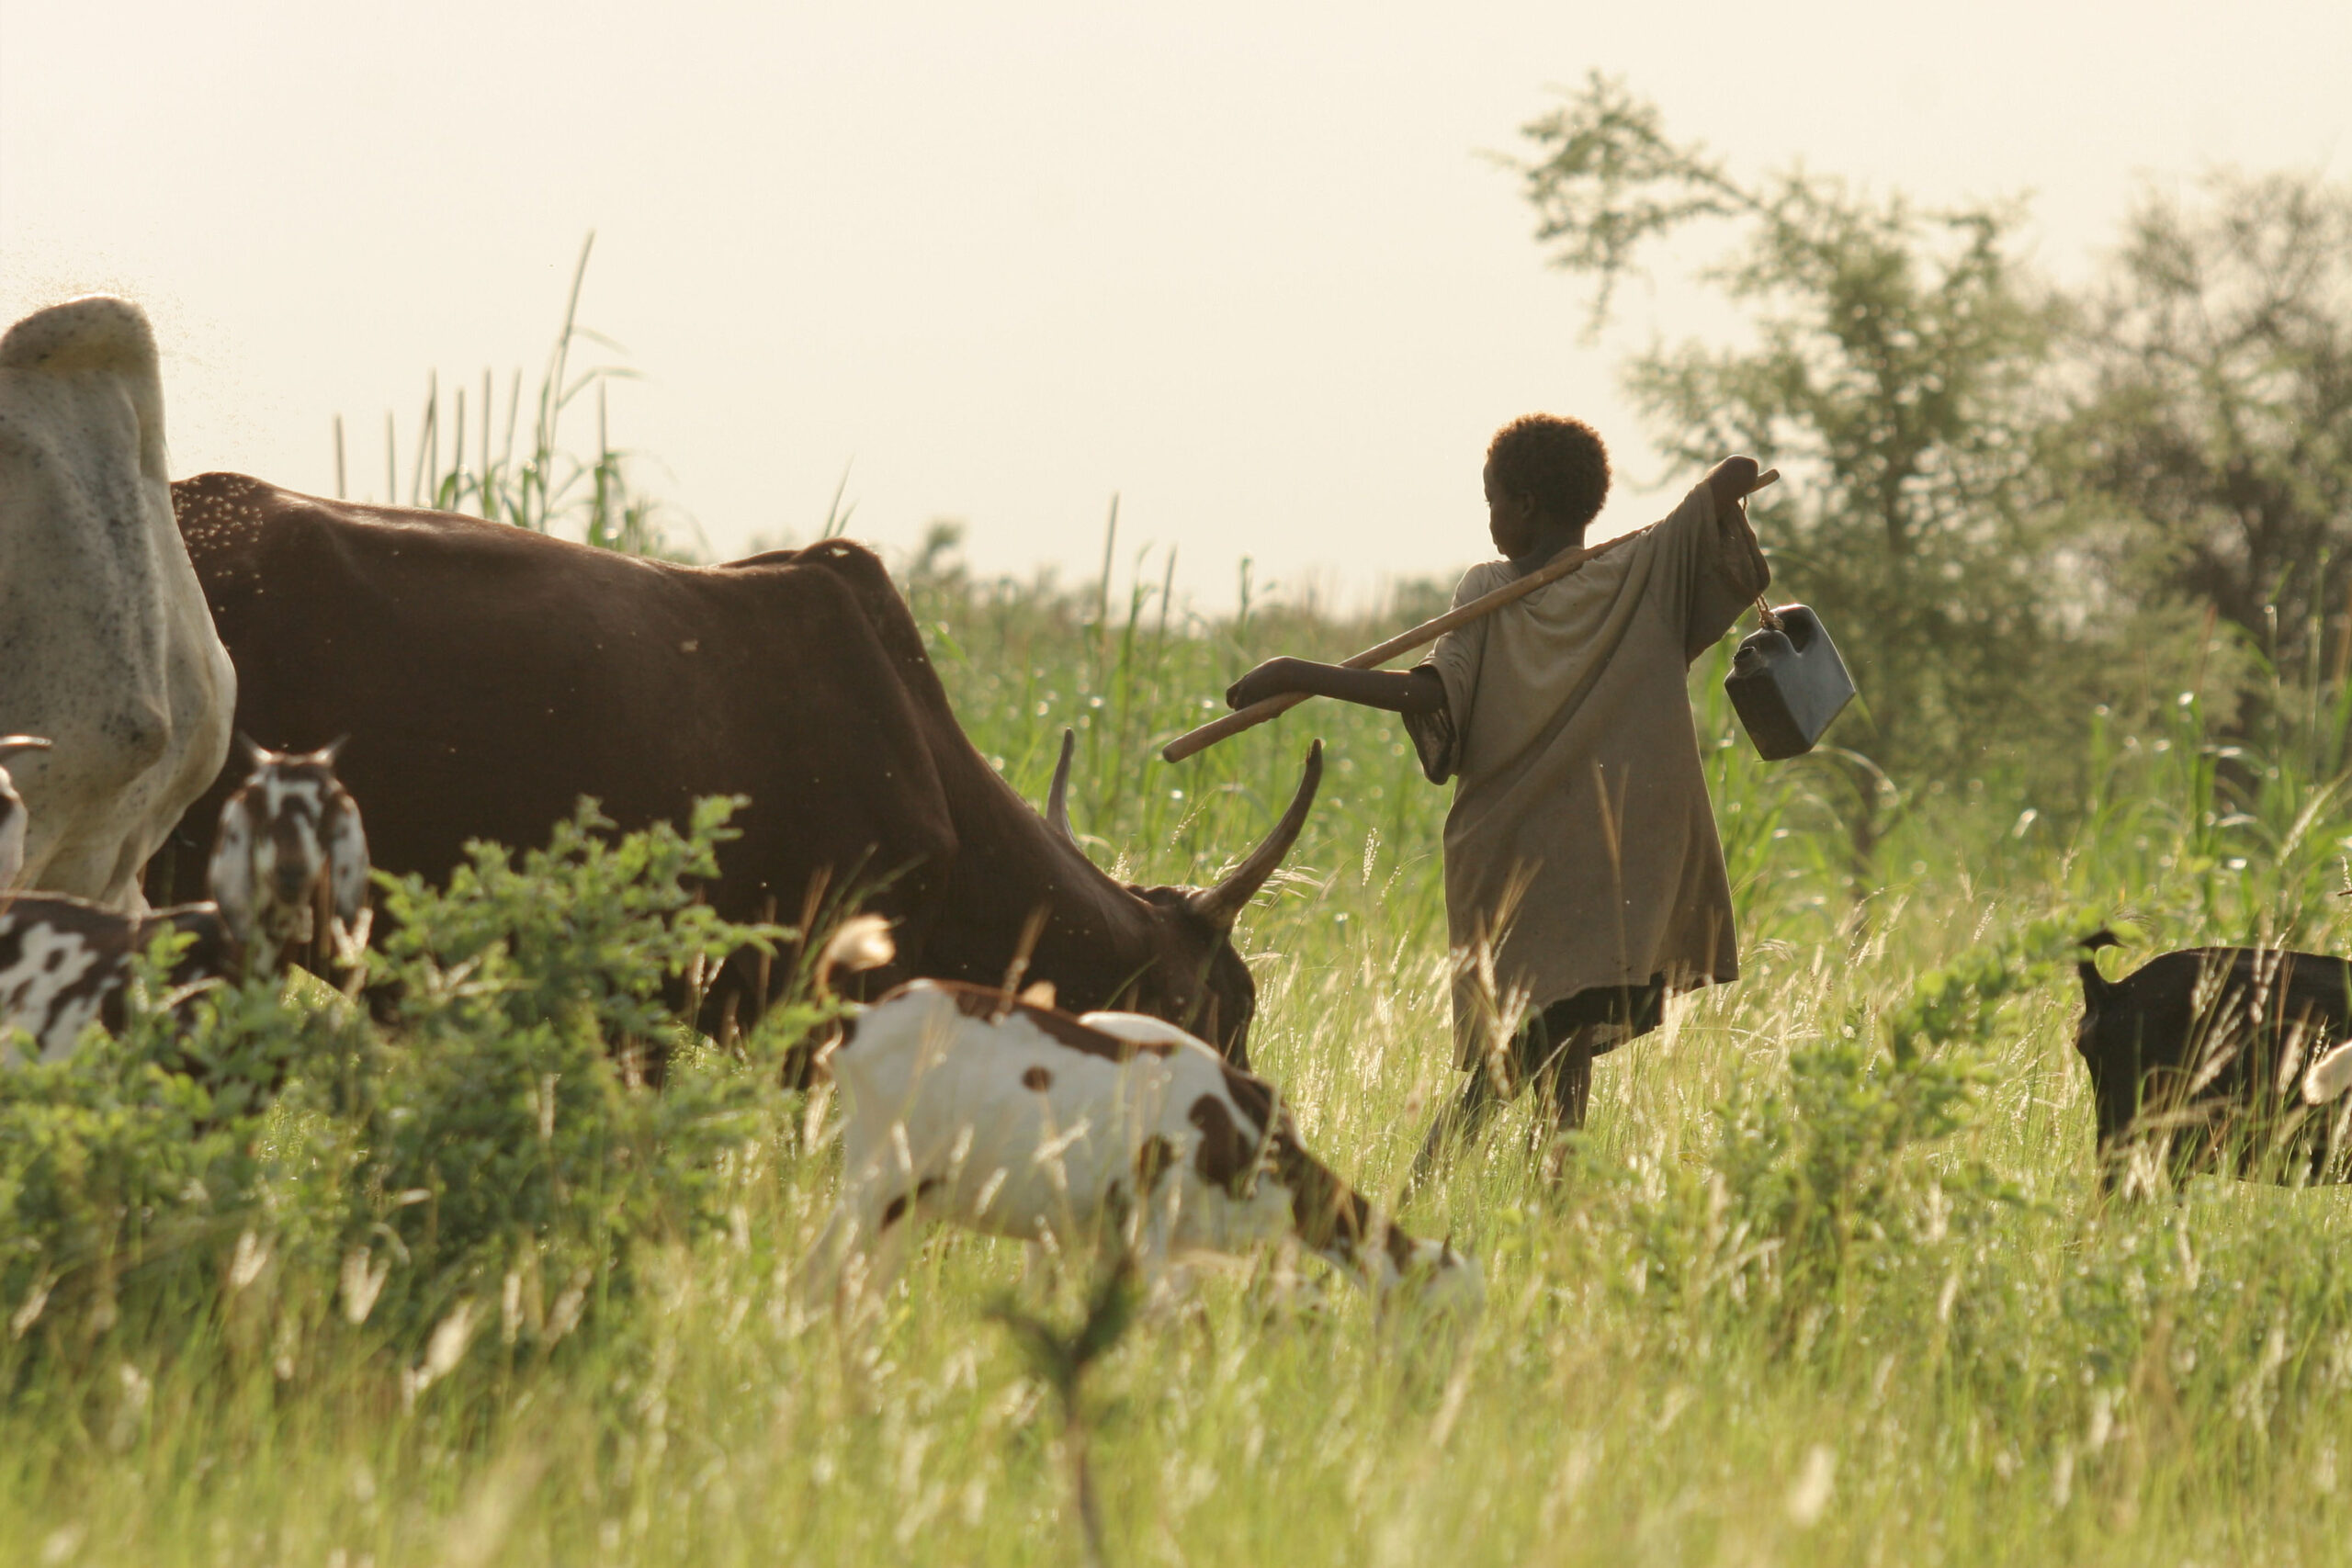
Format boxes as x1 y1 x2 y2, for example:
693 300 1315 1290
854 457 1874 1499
5 2 2346 611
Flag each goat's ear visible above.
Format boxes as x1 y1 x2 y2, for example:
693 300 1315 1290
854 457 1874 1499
816 914 898 995
233 731 281 773
208 797 256 942
317 735 351 766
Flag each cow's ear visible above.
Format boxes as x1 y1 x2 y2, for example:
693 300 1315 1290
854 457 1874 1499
317 735 351 765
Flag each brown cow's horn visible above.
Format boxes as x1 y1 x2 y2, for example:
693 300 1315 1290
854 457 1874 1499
0 736 52 759
1045 728 1076 841
1186 739 1323 931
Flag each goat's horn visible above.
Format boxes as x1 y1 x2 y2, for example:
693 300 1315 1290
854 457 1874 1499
1045 728 1076 842
0 736 52 759
1186 740 1323 932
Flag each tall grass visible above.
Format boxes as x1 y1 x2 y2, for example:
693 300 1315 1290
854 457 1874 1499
332 235 683 558
6 502 2352 1564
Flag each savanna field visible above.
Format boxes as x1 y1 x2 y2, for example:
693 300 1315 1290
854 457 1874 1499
5 511 2352 1568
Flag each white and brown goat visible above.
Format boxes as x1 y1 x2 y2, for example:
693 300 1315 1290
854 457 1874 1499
207 739 370 971
807 977 1482 1313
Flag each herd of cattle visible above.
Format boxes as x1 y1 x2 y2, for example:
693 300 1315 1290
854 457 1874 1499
1 295 2348 1314
0 294 1461 1307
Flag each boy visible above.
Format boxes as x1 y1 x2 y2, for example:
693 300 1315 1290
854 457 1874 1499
1223 415 1766 1171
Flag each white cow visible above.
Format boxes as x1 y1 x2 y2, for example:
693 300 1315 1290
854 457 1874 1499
808 977 1482 1314
0 297 235 908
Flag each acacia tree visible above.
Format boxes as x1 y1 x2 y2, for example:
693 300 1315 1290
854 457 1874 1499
2058 172 2352 684
1508 75 2071 861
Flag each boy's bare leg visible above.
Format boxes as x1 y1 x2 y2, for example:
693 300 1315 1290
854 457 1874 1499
1408 1066 1505 1190
1530 1025 1601 1181
1561 1024 1596 1131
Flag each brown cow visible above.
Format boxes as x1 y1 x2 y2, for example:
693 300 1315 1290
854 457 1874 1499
151 473 1318 1068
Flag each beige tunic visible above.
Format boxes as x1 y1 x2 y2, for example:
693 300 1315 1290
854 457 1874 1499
1407 479 1770 1066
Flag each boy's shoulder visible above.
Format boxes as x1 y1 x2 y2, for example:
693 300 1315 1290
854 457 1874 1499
1454 558 1517 603
1457 519 1668 608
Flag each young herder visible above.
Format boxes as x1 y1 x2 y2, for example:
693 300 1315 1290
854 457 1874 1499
1223 415 1768 1177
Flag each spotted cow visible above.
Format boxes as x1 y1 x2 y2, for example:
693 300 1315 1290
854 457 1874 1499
808 978 1482 1313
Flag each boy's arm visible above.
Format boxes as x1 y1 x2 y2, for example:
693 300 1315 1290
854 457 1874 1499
1672 454 1772 659
1226 659 1447 716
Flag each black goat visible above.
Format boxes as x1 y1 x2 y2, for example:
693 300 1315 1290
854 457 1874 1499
2075 931 2352 1190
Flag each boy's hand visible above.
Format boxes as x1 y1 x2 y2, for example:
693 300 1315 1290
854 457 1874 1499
1705 455 1762 519
1227 658 1304 710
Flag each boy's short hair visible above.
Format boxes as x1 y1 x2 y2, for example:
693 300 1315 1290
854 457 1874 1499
1487 415 1611 527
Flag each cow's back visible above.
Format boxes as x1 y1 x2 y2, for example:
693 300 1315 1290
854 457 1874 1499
162 475 959 951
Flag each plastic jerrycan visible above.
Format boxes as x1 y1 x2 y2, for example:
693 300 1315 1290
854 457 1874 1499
1723 603 1854 761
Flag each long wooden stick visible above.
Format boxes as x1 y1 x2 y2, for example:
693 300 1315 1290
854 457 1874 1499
1160 469 1778 763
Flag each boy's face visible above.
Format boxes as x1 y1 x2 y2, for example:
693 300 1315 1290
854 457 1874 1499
1484 460 1541 559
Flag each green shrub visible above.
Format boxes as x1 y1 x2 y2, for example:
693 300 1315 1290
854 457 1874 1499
328 797 808 1349
0 933 354 1360
1591 913 2105 1352
0 798 826 1379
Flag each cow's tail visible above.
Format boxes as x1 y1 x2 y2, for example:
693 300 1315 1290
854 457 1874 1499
2078 928 2123 1010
